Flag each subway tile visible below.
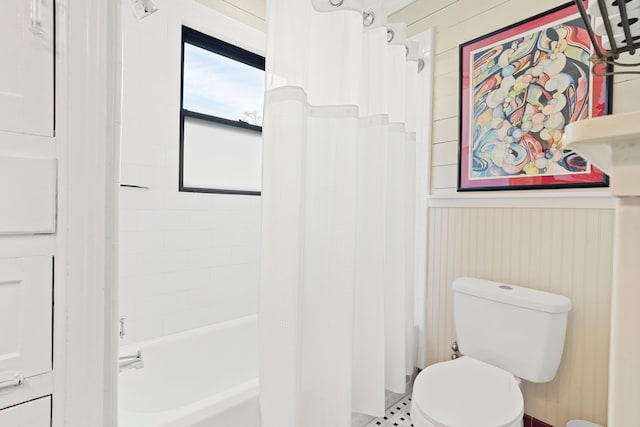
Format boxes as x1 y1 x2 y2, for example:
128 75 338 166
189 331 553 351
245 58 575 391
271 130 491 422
164 229 212 251
120 315 165 346
212 225 261 247
155 268 213 293
118 252 141 277
133 251 187 274
119 230 165 254
145 291 190 317
163 210 217 230
210 264 259 287
164 191 231 211
119 187 164 210
180 248 234 270
162 307 223 337
119 209 139 231
230 245 261 265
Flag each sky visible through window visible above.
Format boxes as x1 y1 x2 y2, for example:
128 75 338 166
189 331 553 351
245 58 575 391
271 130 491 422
183 43 265 126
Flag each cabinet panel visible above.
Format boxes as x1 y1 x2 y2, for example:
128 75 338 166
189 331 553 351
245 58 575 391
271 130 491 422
0 0 54 137
0 396 51 426
0 156 57 234
0 257 52 381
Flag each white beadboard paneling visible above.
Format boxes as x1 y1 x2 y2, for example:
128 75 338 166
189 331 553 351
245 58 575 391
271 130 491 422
431 141 457 166
425 207 614 427
0 157 57 235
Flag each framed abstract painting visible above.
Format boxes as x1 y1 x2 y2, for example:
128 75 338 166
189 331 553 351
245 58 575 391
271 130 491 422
458 1 611 191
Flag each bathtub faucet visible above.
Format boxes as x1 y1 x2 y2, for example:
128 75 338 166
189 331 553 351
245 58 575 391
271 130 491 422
119 350 144 372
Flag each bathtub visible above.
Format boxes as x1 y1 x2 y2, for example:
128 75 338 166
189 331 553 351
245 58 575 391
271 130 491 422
118 315 260 427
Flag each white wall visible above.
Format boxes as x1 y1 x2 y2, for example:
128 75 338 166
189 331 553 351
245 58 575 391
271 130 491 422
118 0 265 345
388 0 640 425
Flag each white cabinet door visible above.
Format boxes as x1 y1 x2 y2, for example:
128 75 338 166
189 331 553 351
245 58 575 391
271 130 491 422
0 257 52 381
0 156 57 234
0 396 51 426
0 0 54 137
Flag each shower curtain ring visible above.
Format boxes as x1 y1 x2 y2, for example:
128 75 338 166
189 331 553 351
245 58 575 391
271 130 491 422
329 0 344 7
418 58 425 72
387 28 395 43
405 45 410 56
362 10 375 27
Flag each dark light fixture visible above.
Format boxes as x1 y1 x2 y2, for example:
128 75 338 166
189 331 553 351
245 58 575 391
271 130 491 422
574 0 640 75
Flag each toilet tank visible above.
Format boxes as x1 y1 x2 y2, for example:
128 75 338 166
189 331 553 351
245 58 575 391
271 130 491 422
453 277 572 383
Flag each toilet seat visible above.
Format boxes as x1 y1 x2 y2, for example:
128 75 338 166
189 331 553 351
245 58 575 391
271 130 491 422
411 357 524 427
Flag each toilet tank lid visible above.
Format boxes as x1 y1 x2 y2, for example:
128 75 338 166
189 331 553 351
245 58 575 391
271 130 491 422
453 278 572 314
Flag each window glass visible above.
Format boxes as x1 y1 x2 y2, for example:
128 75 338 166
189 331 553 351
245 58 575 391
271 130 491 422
183 43 265 126
179 27 265 195
182 116 262 192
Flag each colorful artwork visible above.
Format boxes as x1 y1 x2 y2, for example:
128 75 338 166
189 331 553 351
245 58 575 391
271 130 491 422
458 2 610 191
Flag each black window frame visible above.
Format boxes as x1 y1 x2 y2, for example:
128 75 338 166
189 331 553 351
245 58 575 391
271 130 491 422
179 26 265 196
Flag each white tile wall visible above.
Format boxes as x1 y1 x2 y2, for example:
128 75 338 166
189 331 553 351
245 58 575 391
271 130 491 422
118 0 265 345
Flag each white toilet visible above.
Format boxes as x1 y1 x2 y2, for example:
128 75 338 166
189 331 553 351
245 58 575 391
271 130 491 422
411 277 572 427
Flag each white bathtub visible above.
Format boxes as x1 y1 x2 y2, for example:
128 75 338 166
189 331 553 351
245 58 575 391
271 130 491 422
118 315 261 427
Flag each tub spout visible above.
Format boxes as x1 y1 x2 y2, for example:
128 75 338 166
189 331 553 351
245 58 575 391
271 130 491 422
119 350 144 372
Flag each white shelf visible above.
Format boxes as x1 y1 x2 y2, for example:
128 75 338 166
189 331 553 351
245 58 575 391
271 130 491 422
565 111 640 196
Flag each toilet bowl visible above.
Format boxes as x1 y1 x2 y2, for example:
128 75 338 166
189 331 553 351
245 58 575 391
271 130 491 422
409 278 571 427
411 357 523 427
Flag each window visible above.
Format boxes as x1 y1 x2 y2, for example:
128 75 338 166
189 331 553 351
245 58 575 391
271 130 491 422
180 26 265 195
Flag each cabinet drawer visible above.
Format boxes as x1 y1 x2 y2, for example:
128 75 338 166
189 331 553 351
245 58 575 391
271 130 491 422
0 257 52 381
0 396 51 426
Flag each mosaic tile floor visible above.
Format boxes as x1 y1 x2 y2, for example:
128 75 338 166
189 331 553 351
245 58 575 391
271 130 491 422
365 395 413 427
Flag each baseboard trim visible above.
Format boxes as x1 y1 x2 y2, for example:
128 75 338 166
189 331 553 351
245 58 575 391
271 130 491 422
524 414 554 427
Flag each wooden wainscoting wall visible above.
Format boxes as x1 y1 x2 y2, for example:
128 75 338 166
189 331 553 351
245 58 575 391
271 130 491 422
425 207 614 426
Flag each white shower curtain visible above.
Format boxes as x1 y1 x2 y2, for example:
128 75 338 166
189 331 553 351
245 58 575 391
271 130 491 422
259 1 430 426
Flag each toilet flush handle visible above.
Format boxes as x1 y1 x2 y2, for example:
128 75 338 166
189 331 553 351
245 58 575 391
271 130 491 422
451 340 461 359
